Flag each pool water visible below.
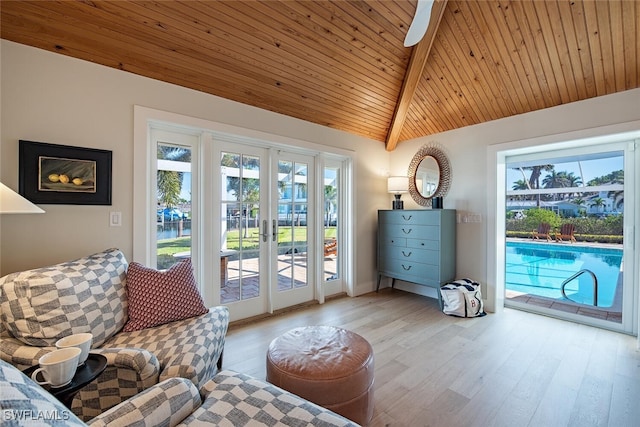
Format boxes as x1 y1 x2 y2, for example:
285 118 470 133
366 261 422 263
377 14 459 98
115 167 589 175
505 241 623 307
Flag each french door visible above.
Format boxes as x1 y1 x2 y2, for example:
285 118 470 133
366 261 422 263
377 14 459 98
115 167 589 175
217 142 315 319
138 109 354 325
218 144 269 318
271 152 314 311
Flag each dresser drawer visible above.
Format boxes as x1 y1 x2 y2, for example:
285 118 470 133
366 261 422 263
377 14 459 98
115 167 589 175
380 224 438 240
378 235 407 247
379 210 442 226
379 259 439 282
406 239 440 251
385 246 438 265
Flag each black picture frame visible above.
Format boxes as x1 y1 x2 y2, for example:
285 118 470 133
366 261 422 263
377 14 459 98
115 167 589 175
19 140 112 205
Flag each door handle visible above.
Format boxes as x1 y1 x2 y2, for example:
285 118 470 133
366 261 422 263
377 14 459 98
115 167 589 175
261 219 268 242
272 219 277 242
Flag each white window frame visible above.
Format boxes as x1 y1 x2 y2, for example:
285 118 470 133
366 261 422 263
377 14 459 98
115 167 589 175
320 157 350 298
486 120 640 339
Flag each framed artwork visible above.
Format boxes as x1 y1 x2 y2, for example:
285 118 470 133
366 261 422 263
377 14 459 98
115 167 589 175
19 140 112 205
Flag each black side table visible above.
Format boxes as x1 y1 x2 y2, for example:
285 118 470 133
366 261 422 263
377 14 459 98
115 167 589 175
24 353 107 408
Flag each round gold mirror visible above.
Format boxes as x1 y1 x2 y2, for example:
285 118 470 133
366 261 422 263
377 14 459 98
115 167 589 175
408 144 451 207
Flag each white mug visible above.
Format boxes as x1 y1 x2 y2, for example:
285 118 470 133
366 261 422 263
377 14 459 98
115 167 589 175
56 333 93 366
31 347 81 388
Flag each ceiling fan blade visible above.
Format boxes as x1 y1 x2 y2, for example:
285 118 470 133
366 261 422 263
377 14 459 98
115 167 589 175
403 0 435 47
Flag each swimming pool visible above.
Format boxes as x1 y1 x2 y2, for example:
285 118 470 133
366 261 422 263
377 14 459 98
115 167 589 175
505 241 623 307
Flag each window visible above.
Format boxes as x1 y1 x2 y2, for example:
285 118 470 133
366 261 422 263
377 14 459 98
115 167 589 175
492 137 637 335
156 143 193 269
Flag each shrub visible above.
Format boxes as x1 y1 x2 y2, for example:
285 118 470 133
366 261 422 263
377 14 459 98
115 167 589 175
506 210 624 241
521 208 561 231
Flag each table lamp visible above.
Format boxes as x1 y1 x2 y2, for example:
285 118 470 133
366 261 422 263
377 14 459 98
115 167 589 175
0 182 45 214
387 176 408 210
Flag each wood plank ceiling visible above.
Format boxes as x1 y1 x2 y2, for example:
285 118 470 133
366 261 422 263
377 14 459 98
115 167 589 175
1 1 638 150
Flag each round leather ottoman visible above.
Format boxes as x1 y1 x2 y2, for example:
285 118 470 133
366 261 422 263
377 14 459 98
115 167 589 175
266 326 374 425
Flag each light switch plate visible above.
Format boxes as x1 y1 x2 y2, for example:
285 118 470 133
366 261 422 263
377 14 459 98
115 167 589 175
110 212 122 227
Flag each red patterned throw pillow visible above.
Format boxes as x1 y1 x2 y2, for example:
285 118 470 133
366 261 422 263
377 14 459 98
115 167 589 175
123 259 208 332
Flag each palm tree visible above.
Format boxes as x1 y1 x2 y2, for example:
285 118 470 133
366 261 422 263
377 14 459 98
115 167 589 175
523 164 554 207
542 170 568 188
324 185 337 226
564 172 583 200
542 170 569 201
543 170 583 200
157 171 181 210
565 171 582 187
606 170 624 211
157 145 191 211
572 197 586 217
221 153 261 236
590 197 606 213
511 179 529 201
572 197 585 207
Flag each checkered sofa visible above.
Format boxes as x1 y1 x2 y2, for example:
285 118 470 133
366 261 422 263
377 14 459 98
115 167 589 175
0 360 359 426
0 248 229 421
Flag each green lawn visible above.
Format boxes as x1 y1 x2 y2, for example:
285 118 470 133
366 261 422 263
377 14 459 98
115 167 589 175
158 226 337 255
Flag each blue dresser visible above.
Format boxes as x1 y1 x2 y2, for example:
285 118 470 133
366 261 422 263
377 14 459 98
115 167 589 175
377 209 456 303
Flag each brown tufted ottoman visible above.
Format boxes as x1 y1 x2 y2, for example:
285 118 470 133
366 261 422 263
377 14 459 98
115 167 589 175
266 326 374 426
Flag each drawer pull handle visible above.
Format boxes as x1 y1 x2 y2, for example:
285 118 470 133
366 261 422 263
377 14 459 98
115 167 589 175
402 265 412 271
402 251 412 257
421 243 425 246
402 215 412 221
402 228 412 234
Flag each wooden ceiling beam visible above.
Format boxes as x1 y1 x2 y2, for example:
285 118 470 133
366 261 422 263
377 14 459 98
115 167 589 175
385 0 448 151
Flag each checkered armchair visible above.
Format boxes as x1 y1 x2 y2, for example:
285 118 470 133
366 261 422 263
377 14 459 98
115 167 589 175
0 248 229 421
1 360 359 426
0 358 200 427
179 370 360 426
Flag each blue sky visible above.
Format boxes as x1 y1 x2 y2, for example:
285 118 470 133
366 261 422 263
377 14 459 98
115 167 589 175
180 173 191 201
506 154 623 188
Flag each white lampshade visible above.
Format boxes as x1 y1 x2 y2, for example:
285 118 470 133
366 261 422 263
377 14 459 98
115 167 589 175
387 176 409 194
0 182 45 214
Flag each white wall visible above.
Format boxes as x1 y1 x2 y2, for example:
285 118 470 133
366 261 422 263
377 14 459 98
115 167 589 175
0 41 389 297
390 88 640 311
2 40 639 308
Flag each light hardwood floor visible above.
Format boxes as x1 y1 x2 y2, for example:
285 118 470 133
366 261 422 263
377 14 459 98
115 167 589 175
222 289 640 427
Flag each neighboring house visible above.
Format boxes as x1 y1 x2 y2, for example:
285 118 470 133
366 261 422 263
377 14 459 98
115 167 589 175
506 200 582 218
583 191 624 215
507 193 623 218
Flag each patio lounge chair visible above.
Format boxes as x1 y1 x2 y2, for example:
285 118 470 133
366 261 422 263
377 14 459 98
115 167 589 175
556 223 576 243
324 238 337 257
532 223 552 241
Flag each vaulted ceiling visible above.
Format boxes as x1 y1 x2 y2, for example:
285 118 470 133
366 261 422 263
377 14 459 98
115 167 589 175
1 1 638 150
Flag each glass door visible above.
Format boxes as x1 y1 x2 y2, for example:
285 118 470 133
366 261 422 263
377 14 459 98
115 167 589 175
219 144 269 319
323 162 343 297
140 115 355 322
150 128 198 271
271 152 315 310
